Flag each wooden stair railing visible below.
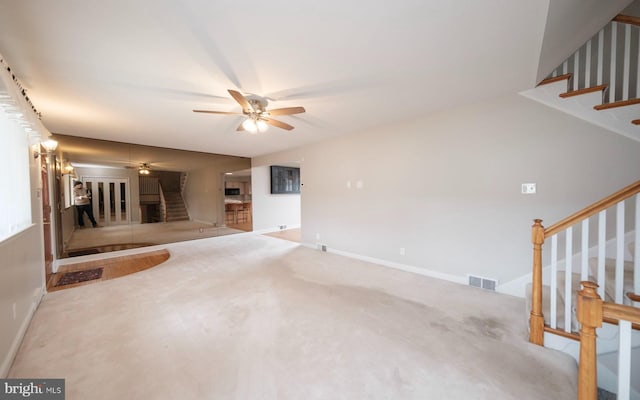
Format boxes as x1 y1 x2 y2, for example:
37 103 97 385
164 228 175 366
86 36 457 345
613 14 640 27
159 183 167 223
577 282 640 400
529 180 640 346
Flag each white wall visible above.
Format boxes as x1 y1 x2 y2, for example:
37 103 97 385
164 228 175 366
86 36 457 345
252 93 640 290
249 164 301 232
1 149 45 377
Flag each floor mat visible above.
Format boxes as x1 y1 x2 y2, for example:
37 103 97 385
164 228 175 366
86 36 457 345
55 268 104 286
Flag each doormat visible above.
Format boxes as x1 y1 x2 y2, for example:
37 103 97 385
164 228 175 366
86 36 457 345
55 268 104 287
67 248 100 257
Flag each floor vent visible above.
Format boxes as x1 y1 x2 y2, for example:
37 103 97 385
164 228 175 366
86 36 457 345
279 225 287 230
468 275 497 291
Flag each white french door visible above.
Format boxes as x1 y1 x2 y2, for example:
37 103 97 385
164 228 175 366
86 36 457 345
82 177 131 226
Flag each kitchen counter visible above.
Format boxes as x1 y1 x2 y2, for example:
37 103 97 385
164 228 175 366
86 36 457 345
225 201 251 224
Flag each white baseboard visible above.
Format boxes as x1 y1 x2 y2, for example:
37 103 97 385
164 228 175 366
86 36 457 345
301 242 467 286
1 285 45 378
253 224 301 235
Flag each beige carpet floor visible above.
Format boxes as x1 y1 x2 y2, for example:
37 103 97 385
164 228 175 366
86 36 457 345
10 234 577 399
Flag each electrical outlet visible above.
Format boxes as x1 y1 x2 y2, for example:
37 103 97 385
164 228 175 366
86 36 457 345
399 247 405 256
521 183 536 194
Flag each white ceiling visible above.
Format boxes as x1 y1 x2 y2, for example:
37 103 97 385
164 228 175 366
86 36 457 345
0 1 628 159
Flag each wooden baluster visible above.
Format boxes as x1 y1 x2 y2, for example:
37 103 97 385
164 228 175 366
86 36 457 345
530 219 545 345
576 281 603 400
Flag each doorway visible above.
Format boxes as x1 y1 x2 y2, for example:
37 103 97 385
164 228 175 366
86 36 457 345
82 177 131 226
223 169 253 232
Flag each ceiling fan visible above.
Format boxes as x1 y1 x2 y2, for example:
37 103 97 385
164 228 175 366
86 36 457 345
193 89 306 133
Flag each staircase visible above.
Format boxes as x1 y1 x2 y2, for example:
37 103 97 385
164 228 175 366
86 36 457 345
528 180 640 399
521 14 640 143
162 192 189 222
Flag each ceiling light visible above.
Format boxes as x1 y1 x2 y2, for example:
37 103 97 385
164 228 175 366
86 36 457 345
139 163 151 175
256 119 268 132
241 117 269 134
242 118 257 133
33 138 58 159
41 139 58 152
64 161 74 174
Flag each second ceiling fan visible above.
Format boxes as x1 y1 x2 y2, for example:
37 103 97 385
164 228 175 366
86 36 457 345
193 89 306 133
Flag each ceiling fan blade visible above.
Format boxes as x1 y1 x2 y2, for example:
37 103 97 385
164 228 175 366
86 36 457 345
193 110 242 115
265 106 306 116
236 122 245 132
228 89 253 112
262 117 294 131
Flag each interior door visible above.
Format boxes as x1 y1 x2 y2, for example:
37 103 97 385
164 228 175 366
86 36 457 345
82 177 131 226
40 150 53 281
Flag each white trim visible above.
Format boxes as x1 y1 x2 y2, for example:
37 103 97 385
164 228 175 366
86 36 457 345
635 194 640 306
300 242 467 286
1 285 45 378
598 211 606 299
581 220 589 280
550 234 558 328
622 24 631 101
617 320 632 400
616 201 625 303
564 226 573 333
610 22 618 103
252 224 301 235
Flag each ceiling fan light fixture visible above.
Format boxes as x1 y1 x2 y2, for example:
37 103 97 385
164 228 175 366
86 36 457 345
242 118 269 134
139 163 151 175
242 118 257 133
195 89 303 133
256 119 268 132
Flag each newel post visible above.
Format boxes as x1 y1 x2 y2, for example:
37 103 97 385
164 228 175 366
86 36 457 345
576 281 603 400
529 219 545 345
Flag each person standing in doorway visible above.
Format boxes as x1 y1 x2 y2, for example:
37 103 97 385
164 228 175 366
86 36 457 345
73 181 98 228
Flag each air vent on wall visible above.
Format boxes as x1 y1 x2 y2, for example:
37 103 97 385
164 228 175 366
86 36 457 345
468 275 497 291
